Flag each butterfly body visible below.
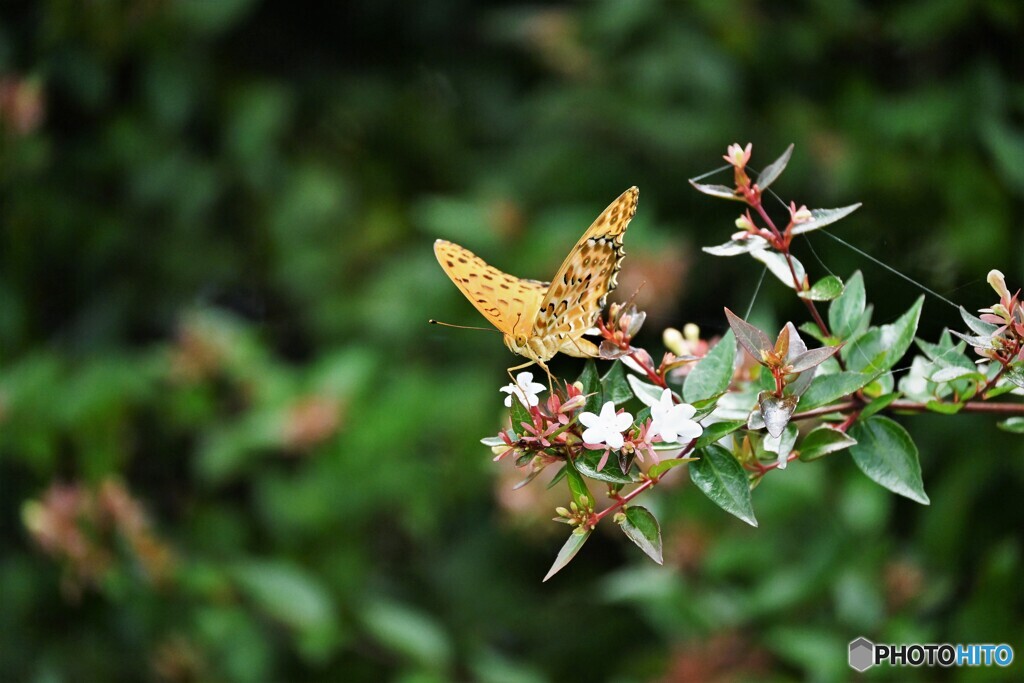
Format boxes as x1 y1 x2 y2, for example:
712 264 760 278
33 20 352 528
434 187 638 374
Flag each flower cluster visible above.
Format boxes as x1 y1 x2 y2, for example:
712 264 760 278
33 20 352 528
976 270 1024 365
474 142 1024 581
490 364 704 482
22 478 175 598
596 301 647 359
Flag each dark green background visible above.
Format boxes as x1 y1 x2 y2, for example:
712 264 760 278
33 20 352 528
1 1 1022 681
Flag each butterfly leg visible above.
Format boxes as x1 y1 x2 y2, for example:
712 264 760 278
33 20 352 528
507 358 557 394
506 359 536 387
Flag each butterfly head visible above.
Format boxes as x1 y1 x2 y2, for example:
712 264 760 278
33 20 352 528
504 332 529 356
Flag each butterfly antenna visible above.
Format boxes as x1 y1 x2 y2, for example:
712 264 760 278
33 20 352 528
428 319 501 333
623 280 646 308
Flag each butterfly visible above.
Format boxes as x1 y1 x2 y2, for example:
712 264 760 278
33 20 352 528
434 187 638 379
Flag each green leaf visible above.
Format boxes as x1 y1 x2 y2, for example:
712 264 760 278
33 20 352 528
791 204 862 235
543 529 591 582
689 180 741 200
651 440 695 452
546 465 568 489
648 456 698 479
844 296 924 373
930 366 983 383
684 330 737 403
690 444 758 526
577 360 602 414
985 383 1019 399
848 417 929 505
798 275 844 301
600 361 632 405
755 143 793 190
509 399 533 438
829 270 865 340
574 450 636 484
798 371 873 410
1005 366 1024 390
788 345 842 373
915 335 972 369
619 506 663 564
950 329 996 350
691 392 724 420
751 250 806 290
959 306 999 337
997 417 1024 434
694 420 745 450
361 599 452 670
859 392 899 420
798 426 857 461
564 460 592 507
924 400 964 414
798 321 833 344
232 561 334 633
703 236 771 256
626 374 666 407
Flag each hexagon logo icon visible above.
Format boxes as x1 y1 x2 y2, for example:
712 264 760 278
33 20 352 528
849 637 875 672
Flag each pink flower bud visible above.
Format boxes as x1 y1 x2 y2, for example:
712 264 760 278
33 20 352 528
789 202 813 224
724 142 752 168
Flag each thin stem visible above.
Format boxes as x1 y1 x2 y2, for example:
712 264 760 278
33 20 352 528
589 439 697 526
791 398 1024 421
887 399 1024 415
746 450 799 474
629 350 667 389
979 362 1008 399
750 192 836 346
589 478 655 526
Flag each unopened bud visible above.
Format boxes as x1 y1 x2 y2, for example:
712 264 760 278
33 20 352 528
626 308 646 337
663 327 685 355
683 323 700 342
613 511 627 524
790 204 813 224
988 269 1009 300
735 214 755 231
21 501 45 535
560 395 587 413
725 142 752 167
555 506 571 518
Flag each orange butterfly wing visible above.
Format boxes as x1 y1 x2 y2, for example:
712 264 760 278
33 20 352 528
531 187 638 341
434 239 547 336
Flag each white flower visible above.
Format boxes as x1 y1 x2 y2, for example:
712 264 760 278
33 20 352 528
648 388 702 443
579 401 633 449
500 372 546 408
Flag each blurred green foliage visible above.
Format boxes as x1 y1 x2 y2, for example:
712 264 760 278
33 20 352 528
1 0 1023 681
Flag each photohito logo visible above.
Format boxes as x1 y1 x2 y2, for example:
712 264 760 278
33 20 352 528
849 637 1014 671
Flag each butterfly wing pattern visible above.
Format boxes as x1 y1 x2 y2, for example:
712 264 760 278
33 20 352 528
433 240 548 334
531 187 638 355
434 187 638 374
